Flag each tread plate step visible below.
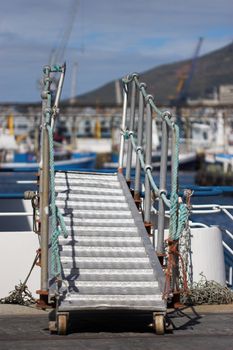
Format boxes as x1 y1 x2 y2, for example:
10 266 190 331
55 179 120 188
56 200 129 210
56 193 126 202
61 281 158 295
55 186 123 195
63 227 139 237
55 173 118 181
60 257 151 269
59 294 165 311
59 210 132 219
60 246 146 258
62 268 154 281
62 218 135 227
59 237 141 247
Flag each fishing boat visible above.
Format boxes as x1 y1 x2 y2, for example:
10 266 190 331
0 151 96 172
0 128 96 171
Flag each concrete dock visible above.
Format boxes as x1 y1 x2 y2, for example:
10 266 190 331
0 304 232 350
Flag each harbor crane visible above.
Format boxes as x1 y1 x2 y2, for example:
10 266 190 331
172 37 204 107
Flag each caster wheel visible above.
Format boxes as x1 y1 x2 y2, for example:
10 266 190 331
49 321 57 333
57 314 68 335
153 314 165 335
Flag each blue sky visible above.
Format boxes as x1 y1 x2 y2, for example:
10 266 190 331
0 0 232 102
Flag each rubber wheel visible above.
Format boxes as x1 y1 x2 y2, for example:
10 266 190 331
154 315 165 335
57 314 68 335
49 321 57 333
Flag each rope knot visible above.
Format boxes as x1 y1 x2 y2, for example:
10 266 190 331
121 129 130 140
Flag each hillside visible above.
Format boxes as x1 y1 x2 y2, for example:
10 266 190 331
75 42 233 106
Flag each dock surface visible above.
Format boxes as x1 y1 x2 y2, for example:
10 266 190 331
0 304 233 350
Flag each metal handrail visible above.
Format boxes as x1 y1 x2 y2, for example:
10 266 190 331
39 64 66 292
118 73 189 254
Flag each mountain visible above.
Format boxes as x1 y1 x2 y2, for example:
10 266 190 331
75 42 233 106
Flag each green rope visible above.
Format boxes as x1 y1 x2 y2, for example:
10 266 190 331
47 124 68 277
168 124 189 240
176 203 189 240
50 65 63 73
121 129 130 140
169 124 179 239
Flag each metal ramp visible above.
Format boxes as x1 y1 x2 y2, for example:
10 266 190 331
37 67 188 335
49 171 166 334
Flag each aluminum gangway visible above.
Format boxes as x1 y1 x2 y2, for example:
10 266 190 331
35 67 189 335
49 170 166 334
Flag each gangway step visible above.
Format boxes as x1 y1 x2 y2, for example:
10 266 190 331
60 281 159 294
60 246 146 257
56 193 126 202
62 268 154 281
55 186 123 195
59 209 132 219
55 178 120 189
56 200 129 210
55 173 118 181
63 226 139 237
62 217 135 227
59 295 163 311
61 257 152 269
59 236 142 247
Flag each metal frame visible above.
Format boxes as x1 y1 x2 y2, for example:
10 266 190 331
118 74 178 252
38 64 66 297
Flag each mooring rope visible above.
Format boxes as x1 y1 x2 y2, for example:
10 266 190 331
46 123 68 277
181 273 233 305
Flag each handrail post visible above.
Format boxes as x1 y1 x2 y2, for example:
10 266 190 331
39 65 51 293
118 82 128 173
144 97 153 234
134 84 145 205
51 63 66 131
170 124 180 294
125 76 137 185
157 117 169 255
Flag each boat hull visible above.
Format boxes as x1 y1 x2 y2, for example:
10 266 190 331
0 153 96 172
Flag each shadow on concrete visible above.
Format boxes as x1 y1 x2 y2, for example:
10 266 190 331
167 305 202 331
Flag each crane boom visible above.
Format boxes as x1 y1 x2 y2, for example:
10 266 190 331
177 37 204 104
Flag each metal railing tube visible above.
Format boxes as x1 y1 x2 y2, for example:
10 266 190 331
39 66 51 292
170 125 179 291
144 97 153 230
51 64 66 131
126 77 137 184
157 120 169 252
40 124 50 291
134 85 145 202
118 83 128 172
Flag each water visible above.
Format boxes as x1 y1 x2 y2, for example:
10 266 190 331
0 172 37 198
0 170 232 230
0 170 232 243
